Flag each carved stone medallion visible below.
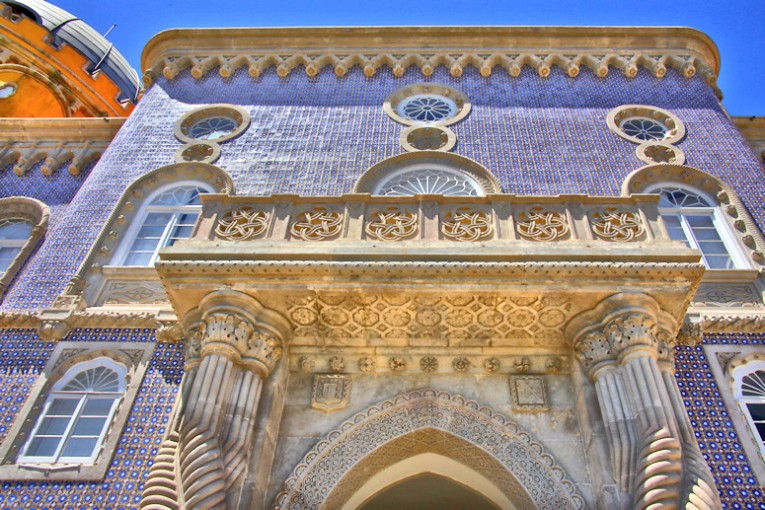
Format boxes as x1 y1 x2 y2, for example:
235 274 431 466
312 374 351 412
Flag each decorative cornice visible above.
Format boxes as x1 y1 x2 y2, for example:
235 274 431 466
141 26 720 89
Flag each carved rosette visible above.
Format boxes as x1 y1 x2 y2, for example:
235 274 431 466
365 207 418 241
440 207 493 241
215 207 270 240
290 207 343 241
590 208 644 242
516 207 569 241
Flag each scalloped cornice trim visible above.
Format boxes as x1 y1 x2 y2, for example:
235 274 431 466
141 26 720 93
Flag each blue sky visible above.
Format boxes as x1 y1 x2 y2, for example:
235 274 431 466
57 0 765 115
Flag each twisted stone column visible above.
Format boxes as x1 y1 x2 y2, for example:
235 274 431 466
568 294 720 510
141 290 290 510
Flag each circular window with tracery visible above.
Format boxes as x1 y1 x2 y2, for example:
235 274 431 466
174 104 250 144
384 83 470 126
606 105 685 144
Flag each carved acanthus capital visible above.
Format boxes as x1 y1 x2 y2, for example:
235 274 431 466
182 290 291 378
567 293 679 377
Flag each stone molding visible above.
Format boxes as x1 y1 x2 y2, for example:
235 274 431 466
181 289 291 377
0 196 50 299
141 26 719 91
274 389 585 509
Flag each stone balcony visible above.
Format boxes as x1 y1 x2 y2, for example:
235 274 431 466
156 193 704 358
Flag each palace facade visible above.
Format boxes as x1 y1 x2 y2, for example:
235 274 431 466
1 1 765 508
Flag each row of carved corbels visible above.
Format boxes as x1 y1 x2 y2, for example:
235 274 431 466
0 141 104 176
181 289 291 379
144 52 715 86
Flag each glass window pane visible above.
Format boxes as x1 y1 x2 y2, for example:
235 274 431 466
142 212 173 225
123 252 153 266
82 399 114 416
129 238 162 252
756 422 765 441
136 225 167 238
0 220 33 240
705 255 734 269
47 398 79 415
72 417 108 436
36 417 70 435
748 403 765 421
61 437 98 458
26 437 61 457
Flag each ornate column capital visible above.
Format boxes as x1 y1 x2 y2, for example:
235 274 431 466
566 293 677 378
182 289 292 378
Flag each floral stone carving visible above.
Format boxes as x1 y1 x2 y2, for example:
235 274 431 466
215 207 270 240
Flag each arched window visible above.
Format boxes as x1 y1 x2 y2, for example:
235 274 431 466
733 361 765 460
0 197 49 299
0 218 34 274
648 184 746 269
19 358 126 464
116 182 212 266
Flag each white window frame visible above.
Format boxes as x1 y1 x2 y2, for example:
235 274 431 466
646 183 750 271
18 358 127 465
112 180 213 266
732 360 765 462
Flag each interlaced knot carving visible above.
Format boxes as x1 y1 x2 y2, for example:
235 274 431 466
517 207 569 241
290 207 343 241
591 208 644 242
365 207 418 241
215 207 269 240
440 207 493 241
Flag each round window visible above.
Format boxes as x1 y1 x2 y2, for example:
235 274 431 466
606 105 685 145
0 81 18 99
188 116 238 140
174 104 250 144
384 83 470 127
397 94 458 123
619 117 668 141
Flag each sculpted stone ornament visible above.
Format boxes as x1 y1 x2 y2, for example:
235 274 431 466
358 357 375 372
440 207 493 241
290 207 343 241
566 293 721 510
483 357 500 372
141 290 291 510
590 208 644 242
365 207 418 241
312 374 351 412
516 207 569 241
452 357 470 372
215 207 269 241
299 355 316 372
420 356 438 372
328 355 345 372
389 357 406 371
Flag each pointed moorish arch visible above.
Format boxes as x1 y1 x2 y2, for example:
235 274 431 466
273 389 585 510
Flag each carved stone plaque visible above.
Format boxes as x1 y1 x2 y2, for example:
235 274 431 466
510 375 548 411
312 374 351 412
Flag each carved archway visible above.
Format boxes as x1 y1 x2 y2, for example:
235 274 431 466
274 389 585 510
